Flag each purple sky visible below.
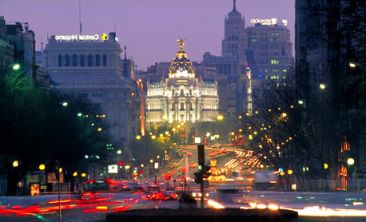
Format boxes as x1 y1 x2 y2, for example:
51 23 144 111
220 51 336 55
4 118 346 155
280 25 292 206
0 0 294 70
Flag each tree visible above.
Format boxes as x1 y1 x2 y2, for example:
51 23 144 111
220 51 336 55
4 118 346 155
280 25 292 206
0 69 110 194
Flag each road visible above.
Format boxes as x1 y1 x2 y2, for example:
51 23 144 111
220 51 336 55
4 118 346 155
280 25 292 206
2 191 366 221
0 192 178 222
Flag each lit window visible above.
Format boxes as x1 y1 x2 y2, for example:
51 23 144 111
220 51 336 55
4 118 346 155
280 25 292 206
271 59 279 65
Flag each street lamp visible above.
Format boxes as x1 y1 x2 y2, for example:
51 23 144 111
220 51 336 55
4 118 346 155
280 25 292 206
349 61 358 69
39 164 46 171
12 63 21 71
347 157 355 166
216 114 224 121
61 101 68 107
319 83 326 90
12 160 19 168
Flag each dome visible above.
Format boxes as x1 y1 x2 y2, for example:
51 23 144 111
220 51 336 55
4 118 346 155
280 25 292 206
168 39 195 78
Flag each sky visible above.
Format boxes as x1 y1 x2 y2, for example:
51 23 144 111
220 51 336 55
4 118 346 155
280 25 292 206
0 0 295 70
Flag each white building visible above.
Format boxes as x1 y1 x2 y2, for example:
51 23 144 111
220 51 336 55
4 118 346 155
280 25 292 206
44 32 136 146
146 39 219 126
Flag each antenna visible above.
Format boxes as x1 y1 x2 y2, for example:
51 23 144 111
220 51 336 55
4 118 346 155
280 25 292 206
79 0 83 35
114 22 116 32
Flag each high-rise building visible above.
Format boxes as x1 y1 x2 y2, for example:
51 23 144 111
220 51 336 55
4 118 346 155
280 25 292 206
146 39 219 126
44 32 138 146
247 20 293 89
203 0 248 120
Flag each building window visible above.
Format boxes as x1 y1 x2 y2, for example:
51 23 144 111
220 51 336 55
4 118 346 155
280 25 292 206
80 55 85 66
189 89 192 96
103 55 107 66
64 55 70 66
171 103 175 111
72 54 78 66
87 55 93 66
58 55 62 67
180 103 185 110
270 59 279 65
95 55 101 66
180 89 184 96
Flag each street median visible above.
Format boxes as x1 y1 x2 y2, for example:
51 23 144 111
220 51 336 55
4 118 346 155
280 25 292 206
106 208 298 222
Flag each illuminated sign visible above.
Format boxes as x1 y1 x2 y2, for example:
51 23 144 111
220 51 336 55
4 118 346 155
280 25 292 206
250 18 288 26
55 34 101 41
108 164 118 174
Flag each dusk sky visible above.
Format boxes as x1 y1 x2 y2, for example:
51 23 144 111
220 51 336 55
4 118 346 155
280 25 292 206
0 0 295 70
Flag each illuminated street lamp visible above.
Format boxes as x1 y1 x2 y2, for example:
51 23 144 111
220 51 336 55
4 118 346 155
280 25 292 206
298 100 304 105
149 159 154 164
39 164 46 171
323 163 329 170
60 101 68 107
77 112 83 117
81 172 87 178
12 63 21 71
287 169 293 175
12 160 19 168
319 83 326 90
116 150 122 155
216 114 224 121
347 157 355 166
72 171 78 177
349 62 358 69
136 135 141 140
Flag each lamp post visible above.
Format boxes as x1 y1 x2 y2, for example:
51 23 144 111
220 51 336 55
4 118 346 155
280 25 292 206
347 157 358 191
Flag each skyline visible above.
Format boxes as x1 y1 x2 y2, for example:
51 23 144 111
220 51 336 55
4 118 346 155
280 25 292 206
0 0 295 70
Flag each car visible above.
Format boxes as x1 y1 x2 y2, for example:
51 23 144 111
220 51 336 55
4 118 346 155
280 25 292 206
163 188 178 200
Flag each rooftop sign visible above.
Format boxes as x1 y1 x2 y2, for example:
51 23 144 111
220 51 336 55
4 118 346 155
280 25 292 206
250 18 288 26
54 33 108 41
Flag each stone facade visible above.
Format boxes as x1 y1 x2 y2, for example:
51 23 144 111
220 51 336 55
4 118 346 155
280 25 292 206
146 40 219 126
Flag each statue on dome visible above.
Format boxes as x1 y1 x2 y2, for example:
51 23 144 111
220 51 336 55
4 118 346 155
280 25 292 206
177 39 185 51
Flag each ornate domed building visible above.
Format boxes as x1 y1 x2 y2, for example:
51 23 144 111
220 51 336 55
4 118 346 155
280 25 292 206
146 39 219 126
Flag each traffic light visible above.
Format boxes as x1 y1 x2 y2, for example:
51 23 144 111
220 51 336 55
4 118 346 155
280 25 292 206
198 144 205 167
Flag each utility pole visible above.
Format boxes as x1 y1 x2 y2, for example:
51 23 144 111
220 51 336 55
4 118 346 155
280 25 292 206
198 144 205 208
56 160 62 222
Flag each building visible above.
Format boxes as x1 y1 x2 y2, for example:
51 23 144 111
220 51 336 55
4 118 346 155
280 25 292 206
0 16 49 87
44 32 137 146
202 0 248 119
247 19 293 89
146 39 219 126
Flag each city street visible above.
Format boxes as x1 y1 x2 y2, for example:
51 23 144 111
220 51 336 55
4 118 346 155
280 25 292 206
2 191 366 221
